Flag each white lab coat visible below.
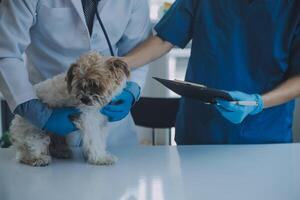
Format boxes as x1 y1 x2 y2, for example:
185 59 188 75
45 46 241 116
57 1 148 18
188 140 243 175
0 0 152 147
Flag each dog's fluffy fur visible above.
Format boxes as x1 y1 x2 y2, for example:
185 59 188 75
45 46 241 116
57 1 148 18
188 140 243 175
9 52 130 166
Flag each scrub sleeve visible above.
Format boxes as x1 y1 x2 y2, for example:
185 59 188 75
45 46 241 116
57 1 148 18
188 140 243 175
154 0 194 49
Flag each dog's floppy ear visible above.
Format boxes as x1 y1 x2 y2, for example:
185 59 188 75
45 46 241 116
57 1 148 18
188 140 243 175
106 58 130 78
66 63 78 93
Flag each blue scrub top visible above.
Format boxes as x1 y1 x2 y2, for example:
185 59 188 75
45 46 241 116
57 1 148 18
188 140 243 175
155 0 300 144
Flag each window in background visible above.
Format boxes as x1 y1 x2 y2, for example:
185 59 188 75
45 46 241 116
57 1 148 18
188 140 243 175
149 0 175 22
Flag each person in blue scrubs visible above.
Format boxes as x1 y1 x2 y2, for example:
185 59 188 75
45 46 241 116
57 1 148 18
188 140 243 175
124 0 300 144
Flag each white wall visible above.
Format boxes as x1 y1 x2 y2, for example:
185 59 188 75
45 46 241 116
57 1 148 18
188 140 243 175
293 99 300 142
137 55 171 145
0 102 2 138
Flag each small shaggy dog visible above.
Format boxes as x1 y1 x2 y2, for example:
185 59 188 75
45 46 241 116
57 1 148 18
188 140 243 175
9 52 130 166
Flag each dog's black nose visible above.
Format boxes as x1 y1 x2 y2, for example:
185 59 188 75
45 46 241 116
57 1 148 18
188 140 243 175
80 96 91 105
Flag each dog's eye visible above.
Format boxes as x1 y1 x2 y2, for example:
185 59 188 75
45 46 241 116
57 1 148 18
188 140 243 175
92 95 98 100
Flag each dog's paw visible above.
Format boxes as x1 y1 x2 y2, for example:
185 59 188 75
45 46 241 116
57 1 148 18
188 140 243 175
87 153 118 166
20 155 52 167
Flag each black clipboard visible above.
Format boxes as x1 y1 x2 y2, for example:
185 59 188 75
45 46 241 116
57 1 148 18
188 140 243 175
153 77 233 104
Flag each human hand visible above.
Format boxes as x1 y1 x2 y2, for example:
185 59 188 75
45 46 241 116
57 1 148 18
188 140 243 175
43 107 80 136
14 99 80 136
216 91 264 124
101 82 140 122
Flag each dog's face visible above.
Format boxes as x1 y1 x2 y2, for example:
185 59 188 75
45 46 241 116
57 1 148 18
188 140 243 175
66 53 130 107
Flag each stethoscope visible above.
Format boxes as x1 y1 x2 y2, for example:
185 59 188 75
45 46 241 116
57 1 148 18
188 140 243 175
93 0 115 56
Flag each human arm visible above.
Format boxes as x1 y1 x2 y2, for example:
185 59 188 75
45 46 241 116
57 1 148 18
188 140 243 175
101 0 153 121
124 35 174 69
217 22 300 124
14 99 80 136
0 0 39 111
262 22 300 108
262 75 300 108
217 76 300 124
0 1 79 134
124 0 195 69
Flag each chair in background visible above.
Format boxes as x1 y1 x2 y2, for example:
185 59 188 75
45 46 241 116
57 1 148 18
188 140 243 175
1 100 13 134
131 97 180 145
0 100 13 148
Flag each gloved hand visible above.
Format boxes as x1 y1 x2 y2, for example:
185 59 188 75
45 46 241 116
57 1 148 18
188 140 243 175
101 82 140 122
43 107 80 136
216 91 264 124
14 99 80 136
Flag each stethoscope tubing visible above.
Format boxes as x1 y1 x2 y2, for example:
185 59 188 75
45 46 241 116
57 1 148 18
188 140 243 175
93 0 115 56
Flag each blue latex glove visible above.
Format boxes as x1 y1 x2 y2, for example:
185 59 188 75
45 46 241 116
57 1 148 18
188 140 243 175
43 107 80 136
14 99 80 136
101 82 140 122
216 91 264 124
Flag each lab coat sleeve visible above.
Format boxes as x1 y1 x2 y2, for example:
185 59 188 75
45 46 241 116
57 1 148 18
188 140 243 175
116 0 152 90
0 0 39 111
288 24 300 76
154 0 194 49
